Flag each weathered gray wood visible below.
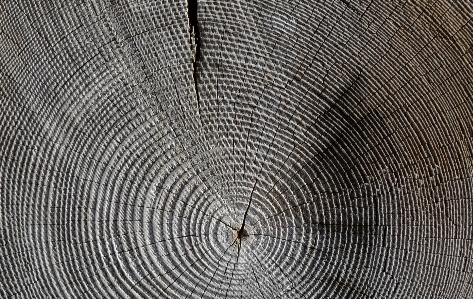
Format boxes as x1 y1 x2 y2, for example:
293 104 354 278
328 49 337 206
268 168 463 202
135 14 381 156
1 0 473 298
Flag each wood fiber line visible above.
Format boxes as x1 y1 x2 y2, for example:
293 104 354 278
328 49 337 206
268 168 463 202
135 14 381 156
1 0 473 298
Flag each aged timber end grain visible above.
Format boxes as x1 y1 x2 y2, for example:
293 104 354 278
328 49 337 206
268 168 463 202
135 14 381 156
1 1 473 298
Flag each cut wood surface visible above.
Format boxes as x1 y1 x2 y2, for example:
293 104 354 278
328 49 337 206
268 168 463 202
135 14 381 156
1 1 473 298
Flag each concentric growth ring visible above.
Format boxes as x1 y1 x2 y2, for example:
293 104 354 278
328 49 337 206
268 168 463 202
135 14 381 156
1 1 473 298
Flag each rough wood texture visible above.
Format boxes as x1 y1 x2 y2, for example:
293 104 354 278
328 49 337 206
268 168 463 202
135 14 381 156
1 1 473 298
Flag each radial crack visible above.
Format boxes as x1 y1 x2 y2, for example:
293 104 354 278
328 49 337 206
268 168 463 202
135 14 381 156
188 0 201 116
239 180 258 238
188 0 201 61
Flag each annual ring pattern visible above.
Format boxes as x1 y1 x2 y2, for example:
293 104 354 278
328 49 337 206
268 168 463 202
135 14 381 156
1 1 473 298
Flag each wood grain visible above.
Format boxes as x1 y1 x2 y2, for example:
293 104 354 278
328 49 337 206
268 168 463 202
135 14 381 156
1 0 473 298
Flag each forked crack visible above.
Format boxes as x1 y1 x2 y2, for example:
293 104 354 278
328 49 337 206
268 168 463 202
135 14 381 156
234 180 257 266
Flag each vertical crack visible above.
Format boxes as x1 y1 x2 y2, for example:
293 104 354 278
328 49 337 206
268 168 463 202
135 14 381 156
238 180 258 240
188 0 201 116
235 180 257 266
188 0 201 61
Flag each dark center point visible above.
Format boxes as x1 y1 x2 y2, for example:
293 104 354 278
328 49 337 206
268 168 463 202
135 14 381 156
237 228 249 241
